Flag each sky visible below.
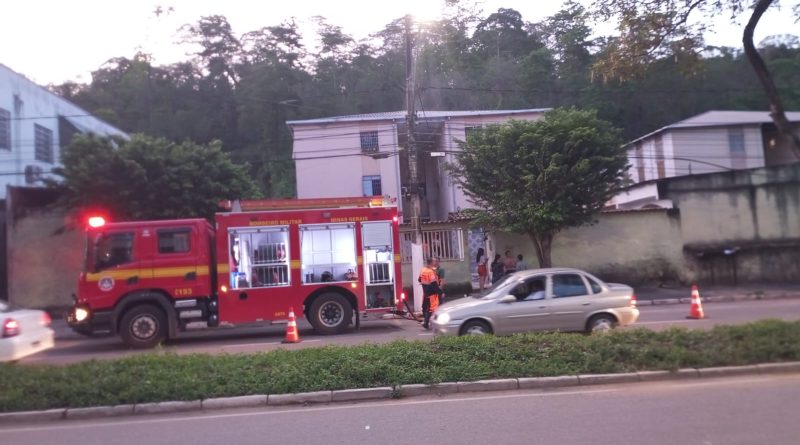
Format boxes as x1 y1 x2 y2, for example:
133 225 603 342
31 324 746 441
3 0 798 85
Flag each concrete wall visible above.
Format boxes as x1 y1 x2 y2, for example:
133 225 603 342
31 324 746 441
660 162 800 283
6 190 82 309
491 209 690 286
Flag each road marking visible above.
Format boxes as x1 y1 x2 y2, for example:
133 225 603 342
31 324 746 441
417 333 434 336
0 388 618 434
222 339 321 348
635 320 698 325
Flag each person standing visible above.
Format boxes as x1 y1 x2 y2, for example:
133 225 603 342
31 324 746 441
433 257 446 304
503 250 517 276
476 248 488 290
418 258 440 330
490 254 504 284
516 254 528 271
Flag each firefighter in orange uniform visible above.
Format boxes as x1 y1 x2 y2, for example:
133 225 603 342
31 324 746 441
419 257 440 330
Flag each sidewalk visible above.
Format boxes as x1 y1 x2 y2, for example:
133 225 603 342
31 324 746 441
634 283 800 305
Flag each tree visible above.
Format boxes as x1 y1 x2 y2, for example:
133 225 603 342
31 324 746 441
591 0 800 154
57 134 260 221
449 108 627 267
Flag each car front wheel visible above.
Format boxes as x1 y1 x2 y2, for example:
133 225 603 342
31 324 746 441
460 320 492 336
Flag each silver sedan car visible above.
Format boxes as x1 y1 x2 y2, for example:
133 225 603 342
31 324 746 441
432 268 639 336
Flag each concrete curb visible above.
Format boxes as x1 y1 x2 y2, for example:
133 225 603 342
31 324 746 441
2 361 799 424
636 292 800 306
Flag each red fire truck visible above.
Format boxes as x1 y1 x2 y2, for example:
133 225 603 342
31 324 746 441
66 197 405 348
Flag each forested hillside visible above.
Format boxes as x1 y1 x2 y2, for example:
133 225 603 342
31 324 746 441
51 4 800 197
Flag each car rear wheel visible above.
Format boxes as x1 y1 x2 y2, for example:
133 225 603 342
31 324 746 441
587 314 617 334
119 304 167 349
309 293 352 335
460 320 492 336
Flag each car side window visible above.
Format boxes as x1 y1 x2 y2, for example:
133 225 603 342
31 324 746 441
552 274 588 298
588 277 602 294
94 232 134 271
523 277 547 301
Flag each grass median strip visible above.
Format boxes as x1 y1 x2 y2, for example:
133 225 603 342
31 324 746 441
2 319 800 413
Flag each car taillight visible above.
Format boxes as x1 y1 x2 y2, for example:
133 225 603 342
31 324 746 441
41 312 52 327
630 294 637 307
2 318 20 337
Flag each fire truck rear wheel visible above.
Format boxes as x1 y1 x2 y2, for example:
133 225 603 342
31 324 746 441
309 293 352 335
120 304 167 349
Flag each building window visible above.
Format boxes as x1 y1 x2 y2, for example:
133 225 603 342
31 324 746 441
360 131 379 153
0 108 10 150
362 175 382 196
34 124 54 163
728 127 746 169
464 126 483 139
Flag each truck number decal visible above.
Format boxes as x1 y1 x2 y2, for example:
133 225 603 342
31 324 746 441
274 311 286 317
175 288 193 296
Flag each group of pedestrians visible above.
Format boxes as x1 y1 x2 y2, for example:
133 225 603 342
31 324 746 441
475 248 528 290
418 256 446 330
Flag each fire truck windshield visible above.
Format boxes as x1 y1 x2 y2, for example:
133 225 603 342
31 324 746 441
88 231 135 272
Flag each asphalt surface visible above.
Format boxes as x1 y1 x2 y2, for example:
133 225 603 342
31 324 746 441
2 373 799 444
20 298 800 365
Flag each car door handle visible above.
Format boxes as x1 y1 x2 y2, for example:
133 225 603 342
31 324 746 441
538 306 546 309
184 272 197 281
127 276 139 285
581 302 591 306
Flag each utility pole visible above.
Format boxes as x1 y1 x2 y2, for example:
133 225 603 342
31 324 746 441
404 15 424 314
405 15 422 246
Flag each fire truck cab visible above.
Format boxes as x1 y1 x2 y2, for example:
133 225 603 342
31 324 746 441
67 197 404 348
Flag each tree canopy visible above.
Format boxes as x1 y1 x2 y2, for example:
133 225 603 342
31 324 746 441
57 134 260 221
449 108 627 267
51 6 800 199
591 0 800 153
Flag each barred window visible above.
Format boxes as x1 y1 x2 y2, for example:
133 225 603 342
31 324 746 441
362 175 382 196
0 108 10 150
360 131 379 152
34 124 54 163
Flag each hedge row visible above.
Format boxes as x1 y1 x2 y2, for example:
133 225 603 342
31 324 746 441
1 319 798 412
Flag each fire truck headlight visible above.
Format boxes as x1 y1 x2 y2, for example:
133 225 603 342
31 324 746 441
350 282 357 289
75 307 90 322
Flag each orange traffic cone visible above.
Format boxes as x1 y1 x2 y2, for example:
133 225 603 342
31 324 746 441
283 307 301 343
686 284 706 319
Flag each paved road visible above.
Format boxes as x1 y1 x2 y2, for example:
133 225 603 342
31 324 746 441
2 373 799 444
20 298 800 365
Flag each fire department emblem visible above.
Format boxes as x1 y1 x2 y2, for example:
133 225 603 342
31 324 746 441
98 277 115 292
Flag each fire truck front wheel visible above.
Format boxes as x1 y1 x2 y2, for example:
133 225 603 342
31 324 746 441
119 304 167 349
309 293 353 335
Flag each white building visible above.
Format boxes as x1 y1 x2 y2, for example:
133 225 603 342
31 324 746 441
0 64 127 198
609 110 800 209
288 109 549 221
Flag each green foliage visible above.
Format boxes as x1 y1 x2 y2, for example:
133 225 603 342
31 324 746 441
1 320 798 412
52 6 800 197
449 108 627 266
58 134 260 220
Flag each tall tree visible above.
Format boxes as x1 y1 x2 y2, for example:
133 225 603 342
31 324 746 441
57 134 260 220
449 108 627 267
591 0 800 154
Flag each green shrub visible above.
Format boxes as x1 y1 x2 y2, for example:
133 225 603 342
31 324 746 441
0 319 797 412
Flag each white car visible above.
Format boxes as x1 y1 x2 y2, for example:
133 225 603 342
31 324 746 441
0 301 55 362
